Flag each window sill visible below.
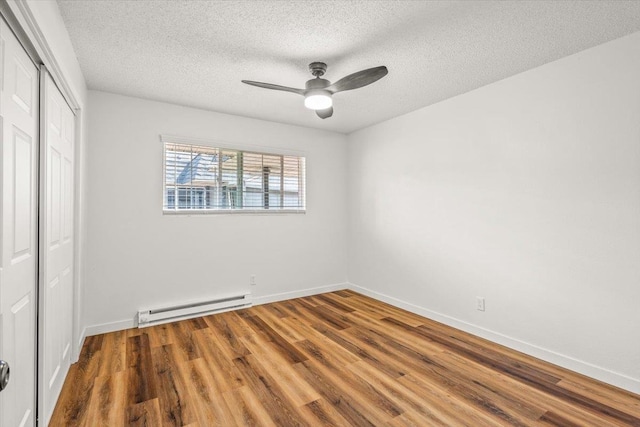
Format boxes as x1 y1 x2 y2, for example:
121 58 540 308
162 209 306 216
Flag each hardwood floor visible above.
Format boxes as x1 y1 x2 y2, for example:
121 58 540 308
49 291 640 426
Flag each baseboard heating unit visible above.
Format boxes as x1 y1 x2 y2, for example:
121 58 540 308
137 292 252 328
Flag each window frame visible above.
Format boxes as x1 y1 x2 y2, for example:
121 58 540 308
161 135 306 215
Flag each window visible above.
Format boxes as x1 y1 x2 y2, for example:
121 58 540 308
163 141 305 212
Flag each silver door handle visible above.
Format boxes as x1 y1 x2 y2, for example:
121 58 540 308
0 360 9 392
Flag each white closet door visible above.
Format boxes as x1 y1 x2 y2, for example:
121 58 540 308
0 17 39 427
39 71 75 424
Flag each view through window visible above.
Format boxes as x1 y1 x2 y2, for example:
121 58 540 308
163 142 305 212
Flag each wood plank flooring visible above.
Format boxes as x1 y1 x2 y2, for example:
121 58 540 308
49 291 640 426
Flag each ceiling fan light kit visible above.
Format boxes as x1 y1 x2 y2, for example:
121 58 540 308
304 91 332 110
242 62 388 119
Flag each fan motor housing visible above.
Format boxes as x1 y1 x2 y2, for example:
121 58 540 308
306 78 330 90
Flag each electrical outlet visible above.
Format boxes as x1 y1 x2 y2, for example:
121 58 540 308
476 297 485 311
250 275 256 286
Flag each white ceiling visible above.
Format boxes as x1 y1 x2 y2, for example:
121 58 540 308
58 1 640 134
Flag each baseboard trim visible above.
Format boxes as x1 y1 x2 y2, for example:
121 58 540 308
80 282 349 339
75 326 87 361
349 282 640 394
84 319 135 337
252 282 349 306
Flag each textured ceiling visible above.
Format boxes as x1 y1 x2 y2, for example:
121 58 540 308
58 1 640 134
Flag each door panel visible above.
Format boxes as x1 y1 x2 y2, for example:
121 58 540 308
40 71 74 423
49 147 60 247
0 17 38 427
12 59 33 114
12 129 32 257
63 158 71 241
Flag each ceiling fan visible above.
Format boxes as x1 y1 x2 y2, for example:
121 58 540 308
241 62 388 119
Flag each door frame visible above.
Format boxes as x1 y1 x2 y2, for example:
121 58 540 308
0 1 84 425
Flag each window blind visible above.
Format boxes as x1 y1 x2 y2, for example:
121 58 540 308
163 142 305 212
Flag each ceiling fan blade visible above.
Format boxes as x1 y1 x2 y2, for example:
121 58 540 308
327 66 388 93
241 80 305 95
316 107 333 119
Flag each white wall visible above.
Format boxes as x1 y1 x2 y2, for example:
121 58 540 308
347 32 640 392
84 91 348 331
